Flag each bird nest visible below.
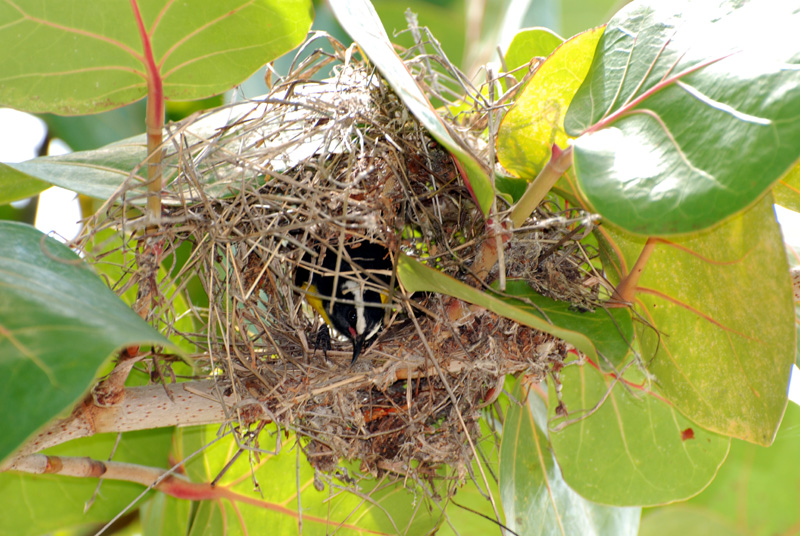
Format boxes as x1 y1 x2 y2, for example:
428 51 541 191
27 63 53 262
89 34 598 486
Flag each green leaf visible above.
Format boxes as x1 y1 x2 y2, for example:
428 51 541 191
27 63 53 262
774 161 800 213
0 163 50 205
88 228 197 356
3 136 150 201
437 410 504 535
500 377 641 534
0 428 174 536
494 175 529 205
140 492 194 536
600 194 795 445
328 0 495 216
497 26 604 180
688 402 800 533
640 402 800 536
639 507 745 536
0 222 173 463
548 361 730 506
174 425 442 534
566 0 800 235
0 0 312 115
503 27 564 72
40 101 147 152
0 100 257 202
398 254 634 370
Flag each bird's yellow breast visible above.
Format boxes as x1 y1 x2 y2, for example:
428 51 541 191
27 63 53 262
301 282 332 327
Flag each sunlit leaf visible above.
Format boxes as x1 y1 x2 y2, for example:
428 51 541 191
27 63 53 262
329 0 495 216
0 0 313 114
497 26 603 181
548 361 730 506
688 402 800 534
566 0 800 235
599 194 795 445
0 222 173 463
500 378 641 534
398 254 633 368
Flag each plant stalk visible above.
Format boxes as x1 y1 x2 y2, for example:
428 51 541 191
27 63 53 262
510 144 573 228
471 144 574 282
613 237 657 304
130 0 164 220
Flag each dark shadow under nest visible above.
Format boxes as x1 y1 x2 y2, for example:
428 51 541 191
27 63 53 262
92 35 599 485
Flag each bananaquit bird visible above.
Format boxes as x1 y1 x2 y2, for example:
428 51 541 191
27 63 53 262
295 242 392 364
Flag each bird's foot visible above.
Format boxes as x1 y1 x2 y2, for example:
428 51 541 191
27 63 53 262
315 325 332 361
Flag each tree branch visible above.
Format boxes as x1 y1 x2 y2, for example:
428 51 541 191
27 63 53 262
1 380 263 471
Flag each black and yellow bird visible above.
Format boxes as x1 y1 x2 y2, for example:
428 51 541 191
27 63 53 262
295 242 392 364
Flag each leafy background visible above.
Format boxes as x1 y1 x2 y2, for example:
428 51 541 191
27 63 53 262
1 0 799 535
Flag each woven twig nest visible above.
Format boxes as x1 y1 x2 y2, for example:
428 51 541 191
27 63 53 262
93 35 595 481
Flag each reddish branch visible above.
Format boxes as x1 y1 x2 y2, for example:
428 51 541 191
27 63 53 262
130 0 165 219
8 454 381 533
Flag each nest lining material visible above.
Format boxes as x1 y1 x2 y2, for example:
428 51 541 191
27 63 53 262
94 37 597 482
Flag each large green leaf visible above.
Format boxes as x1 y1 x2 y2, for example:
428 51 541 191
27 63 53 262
0 428 174 536
500 378 641 534
640 402 800 536
398 254 634 368
171 424 442 534
0 0 313 114
566 0 800 235
599 194 795 445
328 0 495 216
0 222 172 463
548 361 730 506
